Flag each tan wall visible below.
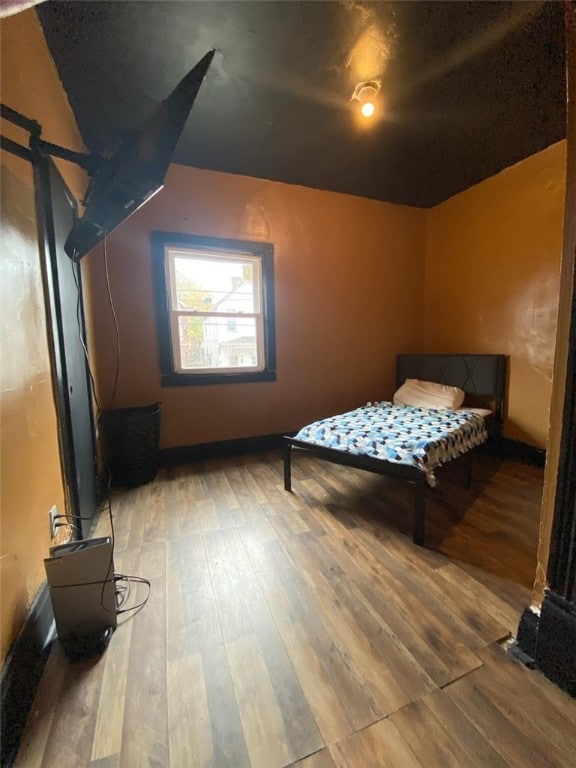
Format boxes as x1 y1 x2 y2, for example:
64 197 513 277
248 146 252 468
424 141 567 448
85 164 427 448
0 11 86 201
0 10 86 664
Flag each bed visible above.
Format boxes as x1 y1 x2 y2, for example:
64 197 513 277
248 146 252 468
283 354 507 546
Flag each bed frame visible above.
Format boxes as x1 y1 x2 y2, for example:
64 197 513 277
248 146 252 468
283 354 507 546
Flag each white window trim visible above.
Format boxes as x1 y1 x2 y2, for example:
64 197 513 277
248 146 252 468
151 231 276 387
165 246 266 375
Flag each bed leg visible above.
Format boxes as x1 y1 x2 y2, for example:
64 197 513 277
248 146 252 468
413 479 425 546
464 451 473 488
284 441 293 492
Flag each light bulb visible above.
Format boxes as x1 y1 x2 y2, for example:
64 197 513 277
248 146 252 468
361 101 375 118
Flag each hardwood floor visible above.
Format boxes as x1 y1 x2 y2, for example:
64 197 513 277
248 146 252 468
15 450 575 768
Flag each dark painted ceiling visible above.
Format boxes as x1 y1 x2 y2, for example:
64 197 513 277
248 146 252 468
38 1 566 208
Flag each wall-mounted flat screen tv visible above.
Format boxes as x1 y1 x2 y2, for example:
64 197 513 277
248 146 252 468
65 50 214 261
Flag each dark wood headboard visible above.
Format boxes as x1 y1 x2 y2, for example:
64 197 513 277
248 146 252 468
396 354 507 439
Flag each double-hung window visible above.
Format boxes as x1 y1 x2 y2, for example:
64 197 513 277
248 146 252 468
151 232 276 385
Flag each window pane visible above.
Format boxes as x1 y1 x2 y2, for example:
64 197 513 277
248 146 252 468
178 315 259 370
173 256 258 313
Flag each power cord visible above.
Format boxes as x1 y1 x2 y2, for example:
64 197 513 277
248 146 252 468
103 236 121 410
113 575 151 615
49 573 151 616
60 241 151 619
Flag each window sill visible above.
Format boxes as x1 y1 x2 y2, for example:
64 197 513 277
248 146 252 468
160 370 277 387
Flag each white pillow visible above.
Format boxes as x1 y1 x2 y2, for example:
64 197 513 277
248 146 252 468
393 378 465 410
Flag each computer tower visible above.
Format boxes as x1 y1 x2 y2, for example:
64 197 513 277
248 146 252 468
44 537 117 660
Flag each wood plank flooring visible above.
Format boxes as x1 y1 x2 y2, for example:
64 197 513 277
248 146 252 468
16 450 575 768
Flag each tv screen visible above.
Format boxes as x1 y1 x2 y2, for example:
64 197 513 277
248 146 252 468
65 50 214 261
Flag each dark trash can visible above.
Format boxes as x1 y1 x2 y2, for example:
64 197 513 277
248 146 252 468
100 403 161 487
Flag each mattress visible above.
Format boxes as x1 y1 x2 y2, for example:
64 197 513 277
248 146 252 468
294 402 488 486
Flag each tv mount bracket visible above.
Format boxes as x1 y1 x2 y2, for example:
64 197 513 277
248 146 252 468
0 101 102 174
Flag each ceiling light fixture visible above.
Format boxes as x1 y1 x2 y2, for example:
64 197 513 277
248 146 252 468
351 80 381 119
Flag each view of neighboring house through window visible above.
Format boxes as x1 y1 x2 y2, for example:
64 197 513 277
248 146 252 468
168 250 262 372
151 232 276 385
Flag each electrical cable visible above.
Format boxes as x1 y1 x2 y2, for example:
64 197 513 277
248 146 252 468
71 255 102 415
48 506 151 615
63 237 150 620
48 573 149 615
55 520 81 535
103 236 121 410
115 576 131 608
112 575 151 615
98 472 117 615
55 513 100 522
49 578 117 589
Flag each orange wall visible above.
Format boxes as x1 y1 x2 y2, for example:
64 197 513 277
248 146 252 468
0 10 86 664
85 164 427 448
424 141 566 448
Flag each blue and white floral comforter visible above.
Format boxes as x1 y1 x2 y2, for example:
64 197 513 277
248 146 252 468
294 402 488 486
